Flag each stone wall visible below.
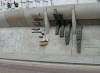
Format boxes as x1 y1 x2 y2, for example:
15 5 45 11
0 26 100 64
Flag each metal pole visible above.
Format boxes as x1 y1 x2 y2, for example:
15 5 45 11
20 0 22 7
0 0 2 10
35 0 37 7
1 0 2 7
50 0 53 6
77 0 78 4
26 0 29 8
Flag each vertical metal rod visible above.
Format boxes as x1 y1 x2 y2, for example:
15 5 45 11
1 0 2 10
34 0 37 7
77 0 79 4
20 0 22 7
50 0 53 6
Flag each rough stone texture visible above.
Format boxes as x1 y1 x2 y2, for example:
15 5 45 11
81 25 100 56
0 26 100 64
0 3 100 64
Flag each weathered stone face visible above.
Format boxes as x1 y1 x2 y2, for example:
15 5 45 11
0 26 100 64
